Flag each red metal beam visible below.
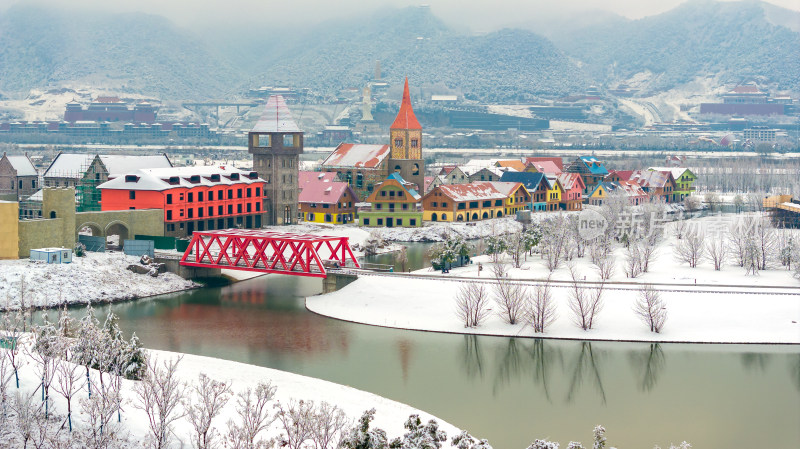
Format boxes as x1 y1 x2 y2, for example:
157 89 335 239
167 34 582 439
179 229 360 278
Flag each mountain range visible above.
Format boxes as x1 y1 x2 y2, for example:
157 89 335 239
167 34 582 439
0 0 797 102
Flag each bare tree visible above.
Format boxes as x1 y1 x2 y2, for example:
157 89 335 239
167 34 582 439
540 215 569 271
728 217 753 267
507 232 527 268
633 285 668 333
674 230 705 268
134 355 186 449
672 214 688 240
1 310 26 389
704 230 729 271
53 338 85 432
567 264 604 330
683 196 702 212
593 255 615 281
275 399 315 449
30 314 59 419
309 402 350 449
493 271 526 325
395 246 408 273
753 217 777 271
77 374 126 449
622 243 643 278
226 381 277 449
528 277 556 333
184 373 232 449
454 283 491 328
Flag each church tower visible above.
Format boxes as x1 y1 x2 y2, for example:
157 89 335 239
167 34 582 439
248 95 302 225
388 78 424 192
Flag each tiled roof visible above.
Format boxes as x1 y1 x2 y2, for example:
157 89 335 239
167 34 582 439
499 171 545 191
609 169 633 181
298 181 355 205
522 157 563 170
299 171 337 185
528 160 562 174
435 182 508 202
390 78 421 130
322 144 391 169
489 181 524 197
557 173 584 191
251 95 302 133
629 170 673 188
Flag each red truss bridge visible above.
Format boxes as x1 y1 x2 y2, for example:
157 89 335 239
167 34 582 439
179 229 360 278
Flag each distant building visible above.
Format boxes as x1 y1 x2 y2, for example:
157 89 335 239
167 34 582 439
566 156 609 196
422 182 524 222
298 179 359 225
0 153 38 202
64 97 157 123
743 126 778 142
700 84 784 116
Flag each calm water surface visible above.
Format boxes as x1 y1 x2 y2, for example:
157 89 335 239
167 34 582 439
91 269 800 449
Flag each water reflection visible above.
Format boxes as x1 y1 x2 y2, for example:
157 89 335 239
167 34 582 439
525 338 562 403
461 334 485 380
628 343 665 392
741 352 772 372
565 342 606 405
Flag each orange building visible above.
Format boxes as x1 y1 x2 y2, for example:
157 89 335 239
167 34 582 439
98 166 267 237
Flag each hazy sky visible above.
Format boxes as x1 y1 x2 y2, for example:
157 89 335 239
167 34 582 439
1 0 799 31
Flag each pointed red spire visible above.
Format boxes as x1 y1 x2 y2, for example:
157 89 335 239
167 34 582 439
390 78 421 130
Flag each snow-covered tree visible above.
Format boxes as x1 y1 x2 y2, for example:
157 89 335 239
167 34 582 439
309 401 350 449
53 337 85 431
134 355 186 449
522 223 543 256
528 277 556 333
674 230 705 268
455 283 491 328
633 285 668 333
592 425 606 449
389 414 447 449
527 439 559 449
340 408 388 449
225 380 277 449
184 373 232 449
485 235 508 264
276 399 315 449
704 231 728 271
567 264 603 331
540 215 570 271
395 246 409 273
492 272 526 325
451 430 492 449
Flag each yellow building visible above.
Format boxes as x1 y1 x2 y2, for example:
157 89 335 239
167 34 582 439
587 182 610 206
0 201 19 259
422 181 518 222
544 175 563 211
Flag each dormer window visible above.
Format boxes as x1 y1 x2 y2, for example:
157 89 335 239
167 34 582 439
230 173 240 181
189 175 201 184
248 172 258 179
124 175 139 183
210 174 221 182
168 176 180 185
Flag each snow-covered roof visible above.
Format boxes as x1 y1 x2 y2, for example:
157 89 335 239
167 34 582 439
299 171 337 185
250 95 302 133
432 182 508 202
6 155 37 176
321 144 391 169
489 181 525 197
99 154 172 175
528 160 562 175
298 181 356 205
43 153 93 178
648 167 692 180
495 160 526 172
97 166 264 191
630 170 674 189
557 173 584 191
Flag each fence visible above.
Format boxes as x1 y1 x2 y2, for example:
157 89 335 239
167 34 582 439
135 234 176 250
78 235 105 252
123 239 155 257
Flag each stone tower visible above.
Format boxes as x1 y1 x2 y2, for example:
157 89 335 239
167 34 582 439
388 78 424 192
248 95 302 225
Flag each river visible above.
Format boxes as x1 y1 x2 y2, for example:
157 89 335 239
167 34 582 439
89 249 800 448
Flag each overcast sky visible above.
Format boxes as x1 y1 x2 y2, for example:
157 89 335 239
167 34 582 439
1 0 798 31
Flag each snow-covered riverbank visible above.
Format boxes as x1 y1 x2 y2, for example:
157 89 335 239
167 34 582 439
0 252 197 311
2 339 460 447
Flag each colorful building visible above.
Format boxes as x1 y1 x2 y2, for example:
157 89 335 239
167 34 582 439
491 182 531 217
298 179 359 224
423 182 510 222
648 167 696 202
321 143 392 199
566 156 609 195
499 171 549 211
557 173 584 211
629 170 677 203
359 173 422 228
98 166 266 237
587 182 611 206
544 175 564 211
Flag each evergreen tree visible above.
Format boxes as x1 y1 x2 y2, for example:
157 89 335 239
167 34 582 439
341 409 388 449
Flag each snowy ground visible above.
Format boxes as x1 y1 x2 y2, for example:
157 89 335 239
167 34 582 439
0 252 196 311
373 217 523 242
2 338 460 446
308 216 800 344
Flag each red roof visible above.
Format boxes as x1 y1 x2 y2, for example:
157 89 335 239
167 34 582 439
299 171 337 185
730 85 762 94
390 78 421 130
522 157 563 170
610 170 633 181
298 180 357 205
528 160 562 175
322 143 391 169
94 96 122 103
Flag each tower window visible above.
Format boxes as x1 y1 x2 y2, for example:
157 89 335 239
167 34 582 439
394 138 403 147
411 139 418 148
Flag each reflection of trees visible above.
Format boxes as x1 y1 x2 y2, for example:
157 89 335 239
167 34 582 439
461 334 485 381
493 338 525 394
566 342 606 405
628 343 665 392
741 352 772 372
524 338 562 403
790 355 800 392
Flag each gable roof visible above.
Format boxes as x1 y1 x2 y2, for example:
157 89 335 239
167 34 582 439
98 154 172 175
4 154 37 176
630 170 675 189
433 182 507 202
298 180 356 205
43 153 93 178
495 160 526 172
390 78 421 130
557 173 585 191
499 171 546 191
588 182 612 198
616 180 648 198
370 172 421 201
489 181 526 197
522 157 563 170
648 167 694 180
577 156 609 175
528 160 562 175
322 144 391 169
251 95 302 133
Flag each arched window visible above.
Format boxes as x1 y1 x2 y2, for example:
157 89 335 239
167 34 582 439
441 214 447 221
472 213 478 220
431 213 438 222
50 211 56 219
456 214 463 222
356 172 364 188
394 165 401 173
412 163 420 175
482 212 489 219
